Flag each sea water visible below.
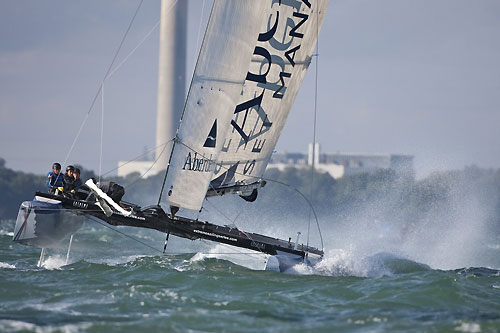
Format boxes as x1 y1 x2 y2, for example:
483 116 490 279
1 218 500 332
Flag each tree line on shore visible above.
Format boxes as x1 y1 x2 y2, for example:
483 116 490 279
1 157 499 239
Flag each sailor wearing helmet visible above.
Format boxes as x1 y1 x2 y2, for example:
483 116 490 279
63 165 76 194
46 162 63 194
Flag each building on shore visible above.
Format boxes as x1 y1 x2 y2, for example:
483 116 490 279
268 143 414 179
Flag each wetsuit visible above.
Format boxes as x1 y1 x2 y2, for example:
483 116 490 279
46 171 63 194
74 177 83 188
63 173 76 193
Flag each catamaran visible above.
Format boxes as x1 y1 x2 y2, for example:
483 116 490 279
13 0 330 272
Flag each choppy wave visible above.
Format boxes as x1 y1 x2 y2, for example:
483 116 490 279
2 217 500 332
0 230 14 237
0 262 16 269
286 250 431 277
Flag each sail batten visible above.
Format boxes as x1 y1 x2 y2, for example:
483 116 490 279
193 76 246 85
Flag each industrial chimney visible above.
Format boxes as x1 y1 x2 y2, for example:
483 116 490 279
155 0 187 174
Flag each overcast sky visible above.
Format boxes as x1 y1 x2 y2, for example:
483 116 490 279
1 0 499 177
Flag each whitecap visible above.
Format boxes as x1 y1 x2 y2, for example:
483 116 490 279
0 230 14 237
190 244 268 271
285 249 429 277
455 322 481 333
42 256 67 270
91 254 147 266
0 319 92 332
0 262 16 269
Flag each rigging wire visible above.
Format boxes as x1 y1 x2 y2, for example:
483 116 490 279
99 140 169 178
192 0 206 71
158 0 216 205
173 140 324 252
123 139 173 190
307 1 322 250
61 0 180 179
204 196 266 256
86 214 268 257
108 0 182 80
107 20 160 79
87 215 163 254
99 81 105 183
203 160 266 256
60 0 145 171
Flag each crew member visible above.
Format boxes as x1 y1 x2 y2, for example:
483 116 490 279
73 167 83 188
46 162 63 194
63 165 76 194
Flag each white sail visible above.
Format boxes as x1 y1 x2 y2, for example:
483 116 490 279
211 0 330 191
164 0 269 210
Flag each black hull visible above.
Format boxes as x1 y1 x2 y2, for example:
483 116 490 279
14 192 323 267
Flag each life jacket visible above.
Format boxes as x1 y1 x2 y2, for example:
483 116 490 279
46 171 64 189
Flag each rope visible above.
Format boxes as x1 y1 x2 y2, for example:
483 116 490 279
107 0 181 79
99 81 104 183
87 215 164 254
307 1 321 249
100 140 169 178
159 0 216 205
188 141 324 251
204 175 266 256
57 0 179 180
107 20 161 79
28 205 270 258
169 142 317 254
123 139 173 190
174 140 324 252
192 0 206 71
60 0 144 170
157 139 174 205
85 214 270 257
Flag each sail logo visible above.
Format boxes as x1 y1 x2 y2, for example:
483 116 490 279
203 119 217 148
182 152 214 173
230 0 316 149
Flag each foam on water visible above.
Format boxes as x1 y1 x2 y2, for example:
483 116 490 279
0 262 16 269
455 322 482 333
282 249 430 277
38 252 122 270
191 244 268 271
41 255 67 270
188 241 430 277
0 320 92 333
94 254 148 266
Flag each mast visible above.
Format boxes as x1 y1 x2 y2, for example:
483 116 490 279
155 0 187 173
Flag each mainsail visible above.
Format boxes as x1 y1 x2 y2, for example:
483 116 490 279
164 0 269 210
165 0 330 211
212 0 330 193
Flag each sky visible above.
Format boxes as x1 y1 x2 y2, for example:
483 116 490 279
1 0 499 178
